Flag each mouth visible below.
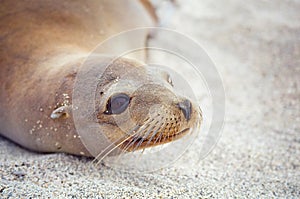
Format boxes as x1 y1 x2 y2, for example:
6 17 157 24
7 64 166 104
120 128 190 151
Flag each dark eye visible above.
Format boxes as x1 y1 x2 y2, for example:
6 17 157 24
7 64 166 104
104 93 130 114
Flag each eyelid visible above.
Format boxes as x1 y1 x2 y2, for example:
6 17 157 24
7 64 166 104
104 93 130 115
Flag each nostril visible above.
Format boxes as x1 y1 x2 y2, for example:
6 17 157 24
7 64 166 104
177 100 192 121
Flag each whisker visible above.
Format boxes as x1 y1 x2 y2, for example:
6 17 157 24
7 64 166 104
170 127 177 143
123 117 149 136
92 125 140 164
92 118 153 165
120 118 156 152
142 119 161 139
131 118 162 152
131 137 145 152
92 134 127 164
153 122 166 145
93 127 149 165
147 120 166 146
160 125 169 145
154 131 163 145
157 124 167 144
121 132 142 152
131 118 166 164
109 119 161 164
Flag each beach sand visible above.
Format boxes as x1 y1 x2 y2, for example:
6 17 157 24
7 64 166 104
1 0 299 198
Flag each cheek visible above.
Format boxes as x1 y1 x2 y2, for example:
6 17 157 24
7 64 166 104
128 101 151 123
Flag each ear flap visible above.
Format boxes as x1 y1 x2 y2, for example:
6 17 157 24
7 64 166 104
50 105 72 119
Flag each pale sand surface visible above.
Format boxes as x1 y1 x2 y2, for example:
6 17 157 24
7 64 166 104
1 0 299 198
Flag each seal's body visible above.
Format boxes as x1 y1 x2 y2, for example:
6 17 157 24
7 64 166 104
0 0 202 157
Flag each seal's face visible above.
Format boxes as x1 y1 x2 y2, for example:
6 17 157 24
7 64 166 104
95 58 202 152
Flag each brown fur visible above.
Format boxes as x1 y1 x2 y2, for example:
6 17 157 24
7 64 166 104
0 0 201 157
0 0 154 156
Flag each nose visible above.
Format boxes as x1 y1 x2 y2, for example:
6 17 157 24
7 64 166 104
177 99 192 121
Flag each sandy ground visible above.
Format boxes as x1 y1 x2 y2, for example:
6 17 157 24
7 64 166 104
1 0 300 198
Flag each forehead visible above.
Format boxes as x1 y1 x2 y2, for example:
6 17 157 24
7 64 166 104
99 61 169 89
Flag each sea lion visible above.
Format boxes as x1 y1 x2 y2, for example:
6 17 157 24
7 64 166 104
0 0 202 158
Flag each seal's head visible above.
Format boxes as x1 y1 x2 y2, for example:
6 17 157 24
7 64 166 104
95 57 202 152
